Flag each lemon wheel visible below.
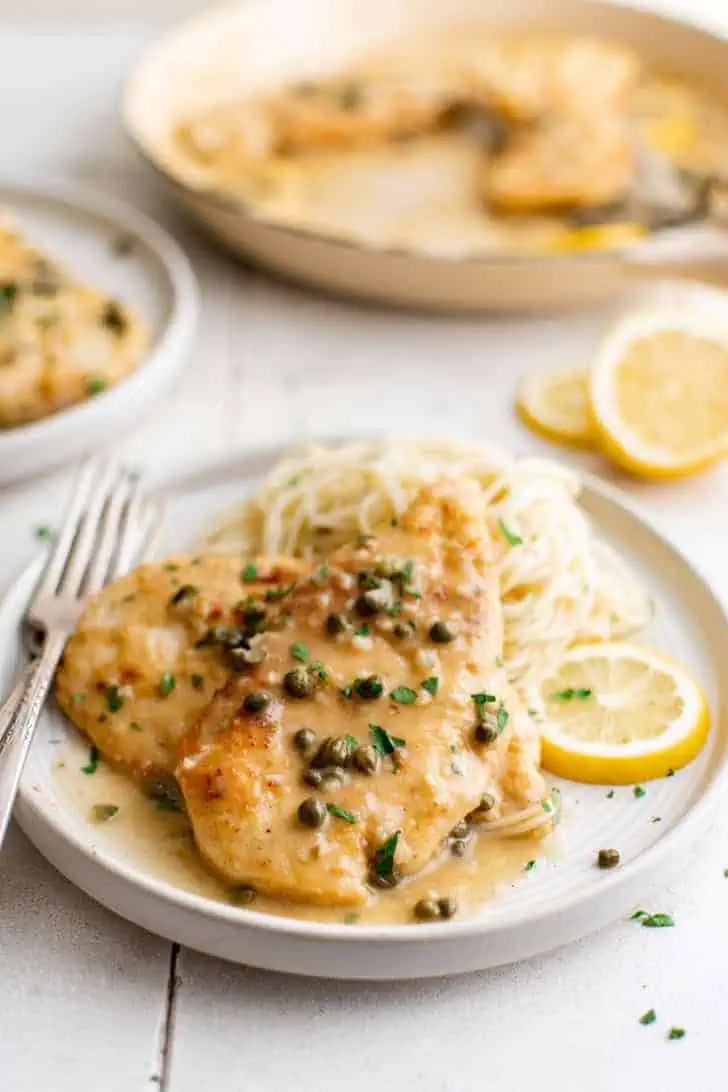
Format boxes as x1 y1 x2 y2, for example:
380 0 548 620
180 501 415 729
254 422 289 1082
530 642 709 784
516 365 595 448
589 309 728 479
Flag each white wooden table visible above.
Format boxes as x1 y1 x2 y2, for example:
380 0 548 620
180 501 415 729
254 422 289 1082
2 3 728 1089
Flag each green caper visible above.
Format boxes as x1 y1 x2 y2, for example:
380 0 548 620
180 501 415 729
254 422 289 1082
303 768 324 788
429 620 457 644
354 674 384 701
474 712 499 744
284 667 312 698
392 621 414 639
438 896 458 920
243 691 270 714
311 735 353 769
231 884 257 905
242 603 267 630
293 728 317 756
352 744 380 775
298 796 328 828
450 837 471 858
413 897 441 921
326 612 348 636
369 869 400 889
320 770 345 792
355 588 389 617
597 848 620 869
450 820 470 840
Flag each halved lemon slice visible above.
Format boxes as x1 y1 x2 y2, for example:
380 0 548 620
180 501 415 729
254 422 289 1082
516 365 595 447
531 642 709 784
589 309 728 478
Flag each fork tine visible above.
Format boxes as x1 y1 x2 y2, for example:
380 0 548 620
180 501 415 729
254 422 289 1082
139 501 166 563
32 458 103 603
83 469 137 595
110 472 145 578
57 461 121 598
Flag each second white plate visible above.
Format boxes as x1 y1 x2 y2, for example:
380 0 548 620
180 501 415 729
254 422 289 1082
4 447 728 979
0 180 199 484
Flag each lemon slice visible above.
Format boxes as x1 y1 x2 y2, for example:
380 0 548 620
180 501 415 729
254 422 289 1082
516 366 595 447
589 309 728 478
531 643 709 784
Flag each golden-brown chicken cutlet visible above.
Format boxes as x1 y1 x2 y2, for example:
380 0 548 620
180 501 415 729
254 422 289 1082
177 482 544 907
55 554 308 783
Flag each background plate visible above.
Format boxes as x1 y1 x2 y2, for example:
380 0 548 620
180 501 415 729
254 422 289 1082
3 447 728 979
0 180 199 483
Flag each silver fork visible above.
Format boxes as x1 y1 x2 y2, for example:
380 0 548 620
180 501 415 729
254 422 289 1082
0 459 162 847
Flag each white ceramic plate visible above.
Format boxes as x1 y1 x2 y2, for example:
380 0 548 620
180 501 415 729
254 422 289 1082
124 0 728 312
0 181 199 484
4 446 728 980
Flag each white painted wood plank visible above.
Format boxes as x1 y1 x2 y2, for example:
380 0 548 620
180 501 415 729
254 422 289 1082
1 825 172 1091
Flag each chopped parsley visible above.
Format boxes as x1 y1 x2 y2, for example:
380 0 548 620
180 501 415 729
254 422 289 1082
341 684 353 699
667 1028 685 1041
386 603 403 617
159 673 176 697
289 642 309 663
421 677 439 696
240 562 258 583
606 789 615 799
105 684 124 713
370 724 406 758
326 803 358 824
92 804 119 823
472 692 497 706
724 868 728 878
310 660 329 681
344 733 359 748
666 768 676 777
146 781 183 813
524 860 536 872
651 816 662 823
498 519 523 546
317 565 330 580
356 534 374 547
353 675 384 700
631 910 674 928
355 623 370 637
34 524 52 541
391 685 417 704
344 912 359 924
82 747 99 775
0 281 18 318
497 704 509 733
551 688 593 702
390 518 399 527
373 831 399 878
265 583 295 601
634 786 646 799
639 1009 657 1026
169 584 198 605
86 376 105 396
190 675 204 690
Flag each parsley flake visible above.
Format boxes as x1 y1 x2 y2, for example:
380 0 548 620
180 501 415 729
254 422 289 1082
639 1009 657 1026
190 675 204 690
105 684 124 713
370 724 406 757
631 910 674 928
668 1028 685 1041
34 524 52 541
373 831 400 878
391 685 417 704
82 747 99 775
326 803 358 824
92 804 119 823
355 623 370 637
499 519 523 546
472 692 497 706
421 677 439 696
524 859 536 872
634 785 646 799
289 642 309 663
87 376 105 396
159 673 176 697
551 688 593 702
240 562 258 583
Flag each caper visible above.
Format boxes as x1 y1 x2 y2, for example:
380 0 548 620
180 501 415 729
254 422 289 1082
354 674 384 701
474 712 499 744
369 869 400 889
352 744 380 775
242 603 267 630
303 768 324 788
326 612 348 636
311 735 353 769
355 587 390 617
243 691 270 714
293 728 317 756
231 884 257 905
429 620 457 644
477 792 496 813
226 645 266 672
597 848 620 869
450 820 470 840
297 796 328 828
392 621 414 640
438 896 458 920
413 897 441 921
320 770 345 792
450 837 471 858
284 667 312 698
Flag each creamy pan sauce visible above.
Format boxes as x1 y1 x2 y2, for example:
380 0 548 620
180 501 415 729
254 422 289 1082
54 747 543 925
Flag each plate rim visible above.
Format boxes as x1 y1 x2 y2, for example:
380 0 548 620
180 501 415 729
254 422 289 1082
0 178 200 476
6 442 728 956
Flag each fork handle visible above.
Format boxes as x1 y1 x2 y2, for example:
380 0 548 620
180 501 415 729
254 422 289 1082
0 631 67 849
